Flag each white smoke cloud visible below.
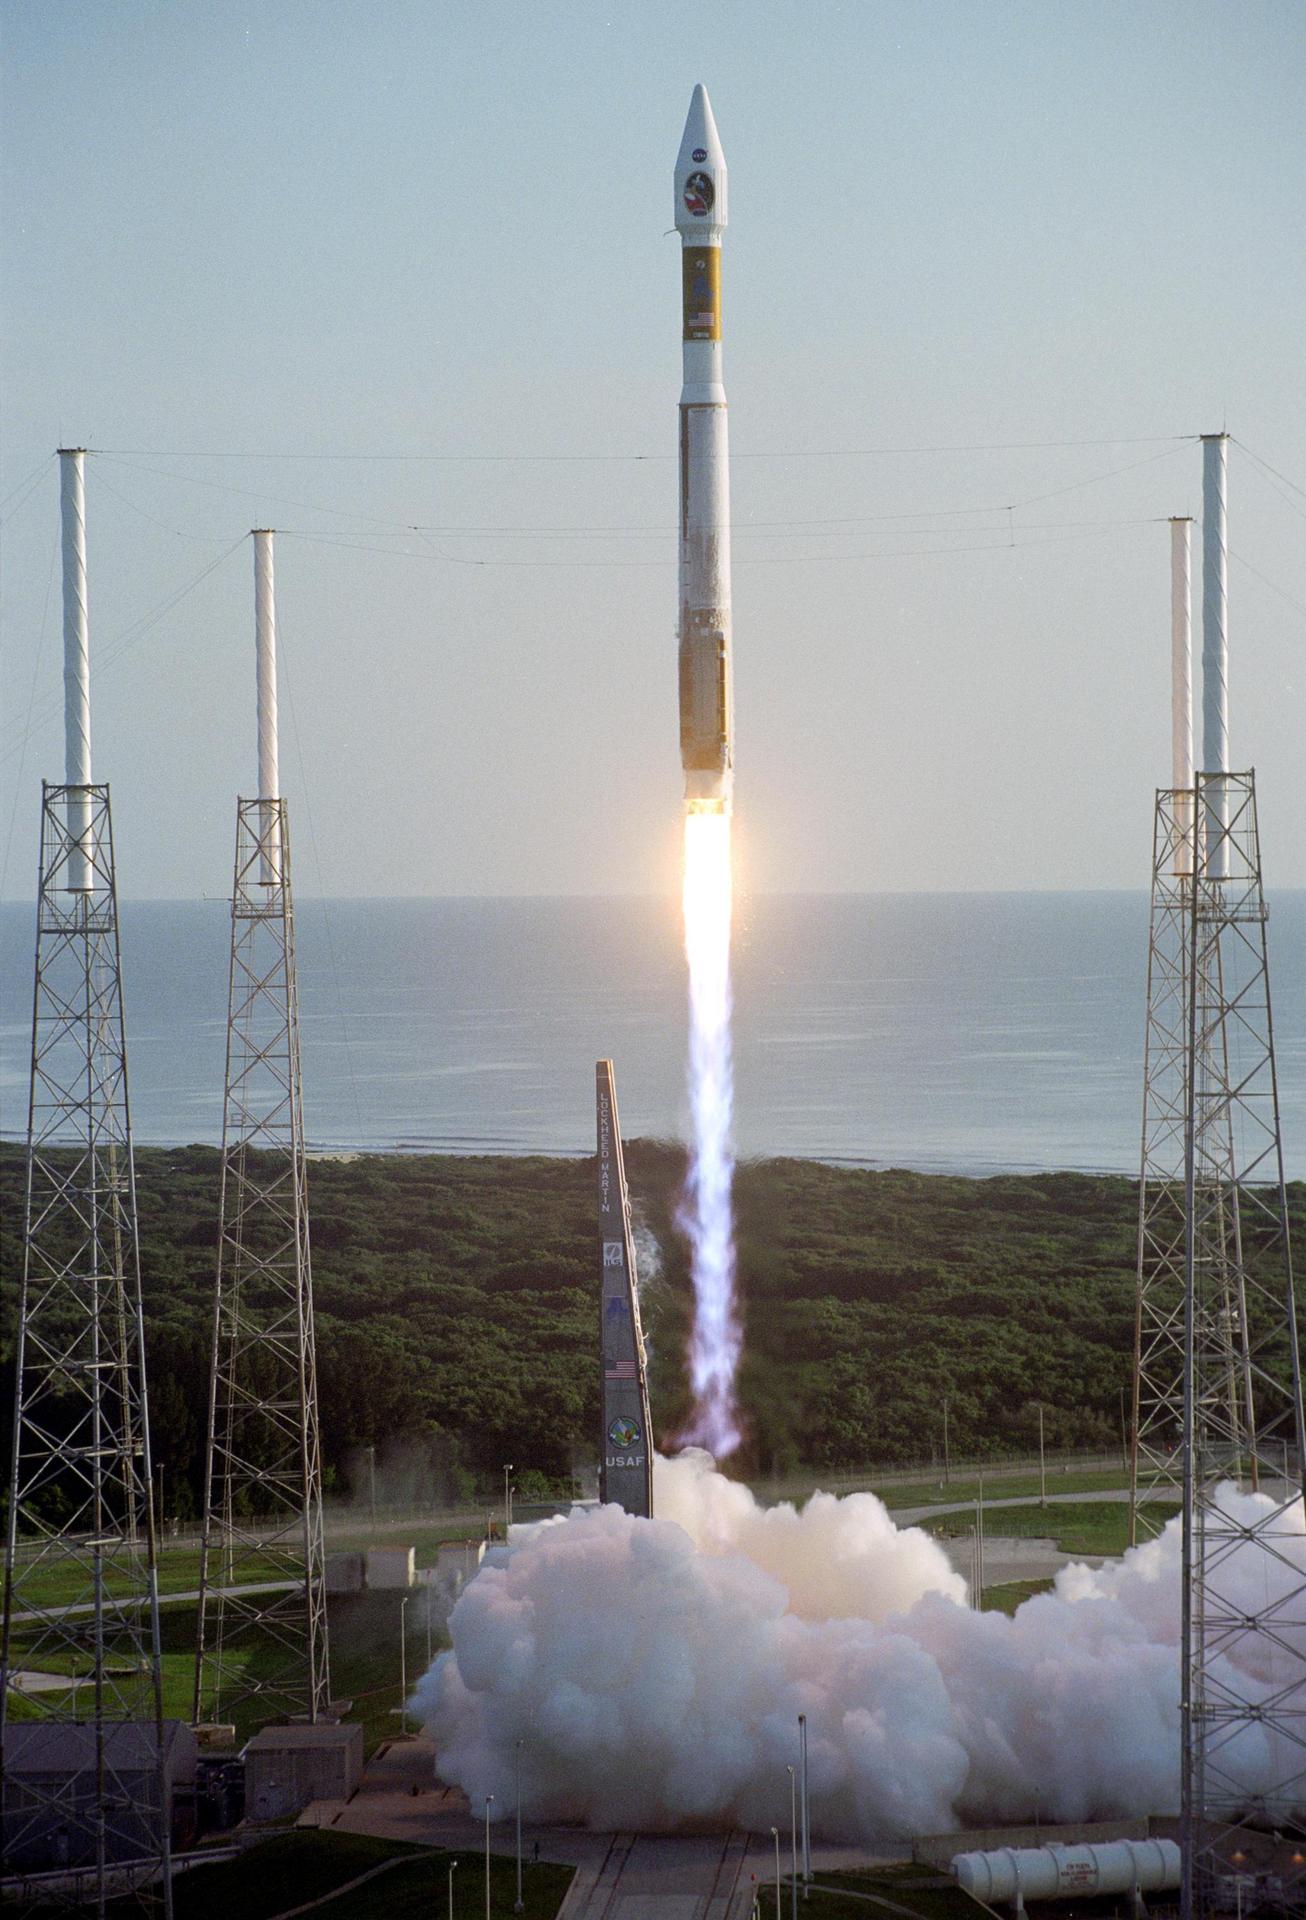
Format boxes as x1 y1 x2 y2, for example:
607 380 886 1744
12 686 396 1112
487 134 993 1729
412 1453 1304 1840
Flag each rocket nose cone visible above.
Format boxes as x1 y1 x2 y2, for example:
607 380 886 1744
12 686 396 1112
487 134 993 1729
679 83 722 159
675 83 727 231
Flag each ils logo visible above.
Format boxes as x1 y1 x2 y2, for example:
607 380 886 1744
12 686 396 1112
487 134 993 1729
608 1415 641 1450
603 1241 624 1269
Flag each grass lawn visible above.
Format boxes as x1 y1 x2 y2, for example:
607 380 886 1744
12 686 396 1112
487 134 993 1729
980 1578 1055 1615
798 1867 978 1920
6 1589 447 1756
869 1468 1132 1512
918 1499 1176 1558
10 1518 485 1617
94 1831 572 1920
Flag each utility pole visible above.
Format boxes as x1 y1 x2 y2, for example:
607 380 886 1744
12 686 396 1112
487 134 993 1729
1037 1405 1046 1508
485 1795 494 1920
798 1713 811 1892
514 1739 524 1912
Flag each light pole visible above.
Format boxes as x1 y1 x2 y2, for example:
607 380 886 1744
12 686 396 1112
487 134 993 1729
1119 1384 1128 1468
367 1443 377 1527
449 1859 459 1920
942 1396 950 1486
503 1464 513 1538
787 1765 798 1920
399 1594 409 1735
514 1738 524 1912
485 1795 494 1920
1037 1404 1046 1508
771 1827 782 1920
798 1713 811 1893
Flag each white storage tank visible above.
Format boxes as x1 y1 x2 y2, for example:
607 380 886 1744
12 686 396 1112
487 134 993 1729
952 1839 1181 1908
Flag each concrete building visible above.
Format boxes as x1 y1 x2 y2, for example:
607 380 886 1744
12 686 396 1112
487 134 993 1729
365 1546 415 1589
324 1551 365 1594
2 1720 197 1872
243 1722 363 1822
435 1538 485 1594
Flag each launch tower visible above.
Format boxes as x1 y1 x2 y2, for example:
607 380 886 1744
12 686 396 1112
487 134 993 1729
0 451 173 1916
596 1061 654 1515
193 531 331 1726
1131 440 1306 1920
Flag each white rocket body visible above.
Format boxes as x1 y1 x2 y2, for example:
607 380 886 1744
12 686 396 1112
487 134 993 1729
675 85 732 812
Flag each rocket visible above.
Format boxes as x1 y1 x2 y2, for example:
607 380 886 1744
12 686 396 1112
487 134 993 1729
675 85 732 813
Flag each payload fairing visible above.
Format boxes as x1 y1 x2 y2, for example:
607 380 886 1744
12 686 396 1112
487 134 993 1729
675 85 732 812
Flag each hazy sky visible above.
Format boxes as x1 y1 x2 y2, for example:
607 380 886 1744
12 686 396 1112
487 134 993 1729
2 1 1303 899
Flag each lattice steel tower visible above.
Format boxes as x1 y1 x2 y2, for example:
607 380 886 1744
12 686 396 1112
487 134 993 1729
194 530 330 1727
0 451 172 1916
1132 439 1306 1920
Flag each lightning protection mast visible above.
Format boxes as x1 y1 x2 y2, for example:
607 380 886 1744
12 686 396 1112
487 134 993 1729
1131 440 1306 1920
194 530 330 1728
0 451 172 1917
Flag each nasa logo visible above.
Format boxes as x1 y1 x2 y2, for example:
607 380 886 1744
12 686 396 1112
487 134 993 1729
683 171 714 216
692 147 707 162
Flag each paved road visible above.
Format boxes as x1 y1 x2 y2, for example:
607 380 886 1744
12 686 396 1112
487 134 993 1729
8 1578 296 1626
326 1738 897 1920
894 1488 1137 1525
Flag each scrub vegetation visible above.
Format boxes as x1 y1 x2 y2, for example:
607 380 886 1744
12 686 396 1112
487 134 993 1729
4 1143 1301 1509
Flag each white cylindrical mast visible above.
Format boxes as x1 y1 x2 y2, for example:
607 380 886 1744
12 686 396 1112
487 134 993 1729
59 448 93 891
1171 516 1193 875
253 529 282 882
1201 432 1229 876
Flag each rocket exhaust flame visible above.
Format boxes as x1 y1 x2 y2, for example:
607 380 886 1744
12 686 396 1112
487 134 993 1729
678 806 741 1456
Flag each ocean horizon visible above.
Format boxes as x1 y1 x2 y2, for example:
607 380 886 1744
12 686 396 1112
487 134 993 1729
4 890 1306 1179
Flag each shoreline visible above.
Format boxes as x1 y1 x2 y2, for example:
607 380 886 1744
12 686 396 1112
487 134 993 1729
0 1132 1141 1181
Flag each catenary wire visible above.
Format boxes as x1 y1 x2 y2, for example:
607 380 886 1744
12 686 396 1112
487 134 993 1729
90 433 1193 462
0 536 247 769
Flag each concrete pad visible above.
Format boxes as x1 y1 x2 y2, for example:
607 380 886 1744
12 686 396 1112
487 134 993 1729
937 1534 1105 1587
612 1899 702 1920
296 1799 348 1828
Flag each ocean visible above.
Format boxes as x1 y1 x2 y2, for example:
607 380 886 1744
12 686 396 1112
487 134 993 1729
3 892 1305 1177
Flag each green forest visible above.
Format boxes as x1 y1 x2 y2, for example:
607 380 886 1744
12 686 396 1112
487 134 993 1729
6 1142 1298 1515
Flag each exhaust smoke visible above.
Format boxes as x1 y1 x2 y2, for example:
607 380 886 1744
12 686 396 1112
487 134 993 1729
410 1454 1306 1839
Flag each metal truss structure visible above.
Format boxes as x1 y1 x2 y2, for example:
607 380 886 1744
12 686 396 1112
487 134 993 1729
1 783 172 1918
1132 770 1306 1918
194 796 330 1727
